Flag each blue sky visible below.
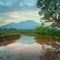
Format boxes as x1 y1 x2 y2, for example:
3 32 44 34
0 0 41 26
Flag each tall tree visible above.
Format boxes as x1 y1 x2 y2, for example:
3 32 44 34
37 0 60 24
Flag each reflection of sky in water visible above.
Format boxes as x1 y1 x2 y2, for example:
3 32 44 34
15 35 35 44
0 35 56 60
0 44 42 60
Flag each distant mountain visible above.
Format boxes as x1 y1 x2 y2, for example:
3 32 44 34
1 20 41 29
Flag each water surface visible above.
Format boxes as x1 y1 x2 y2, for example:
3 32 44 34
0 35 60 60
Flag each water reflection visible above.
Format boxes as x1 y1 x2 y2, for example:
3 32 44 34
35 36 60 60
0 35 60 60
15 35 35 44
0 35 42 60
35 36 60 49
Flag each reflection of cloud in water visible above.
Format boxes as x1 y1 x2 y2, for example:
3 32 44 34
0 35 58 60
0 44 41 60
0 43 53 60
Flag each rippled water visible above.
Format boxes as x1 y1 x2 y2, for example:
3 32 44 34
0 35 60 60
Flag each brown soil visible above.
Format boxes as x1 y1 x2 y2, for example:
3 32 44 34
0 35 20 46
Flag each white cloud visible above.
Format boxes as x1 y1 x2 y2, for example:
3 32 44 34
0 0 40 26
0 9 40 26
8 10 40 23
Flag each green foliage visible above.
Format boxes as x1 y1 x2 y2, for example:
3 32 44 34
0 29 21 42
34 26 60 39
37 0 60 23
0 28 20 35
0 29 34 36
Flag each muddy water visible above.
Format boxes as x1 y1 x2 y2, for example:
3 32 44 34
0 35 60 60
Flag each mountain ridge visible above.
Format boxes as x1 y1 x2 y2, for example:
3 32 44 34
1 20 41 29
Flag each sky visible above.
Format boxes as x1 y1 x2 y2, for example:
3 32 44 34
0 0 41 26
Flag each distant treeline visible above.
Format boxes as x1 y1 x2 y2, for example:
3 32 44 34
0 26 60 40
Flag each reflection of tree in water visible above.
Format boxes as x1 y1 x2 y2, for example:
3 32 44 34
35 36 60 60
40 49 60 60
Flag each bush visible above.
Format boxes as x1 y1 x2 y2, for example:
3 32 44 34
34 26 60 39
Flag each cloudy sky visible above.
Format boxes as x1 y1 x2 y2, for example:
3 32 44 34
0 0 40 26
